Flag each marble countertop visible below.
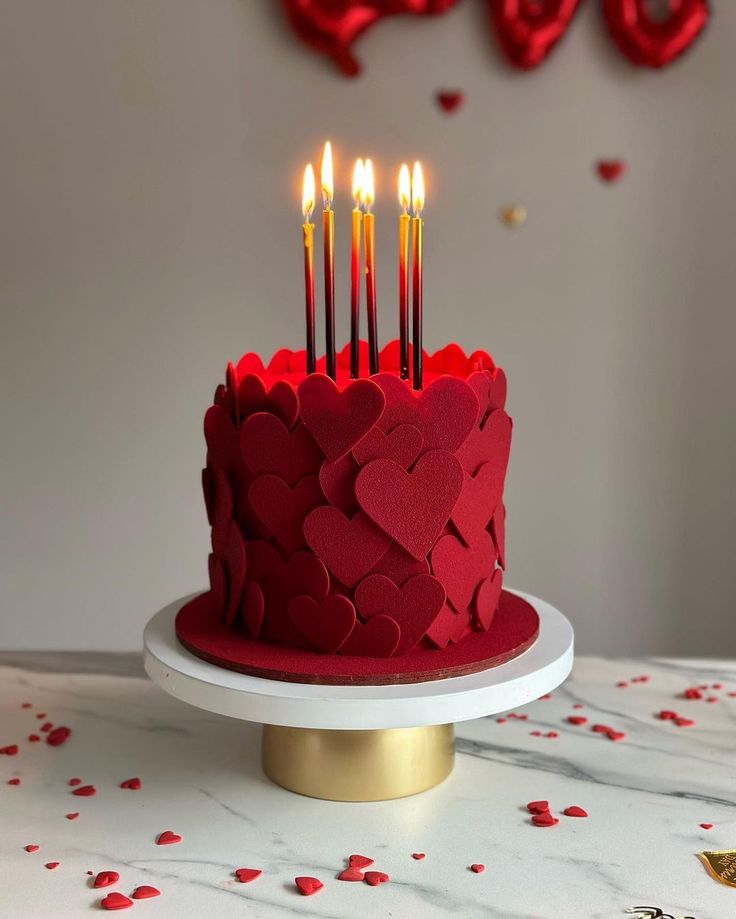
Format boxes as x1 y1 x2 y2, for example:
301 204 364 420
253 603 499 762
1 652 734 919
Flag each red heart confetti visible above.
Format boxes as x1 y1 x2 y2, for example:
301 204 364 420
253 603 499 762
40 722 53 731
249 474 324 555
156 830 182 845
532 812 559 827
298 374 385 462
700 823 713 830
7 777 20 785
65 813 79 820
46 726 71 746
353 423 423 469
100 892 133 910
470 863 485 873
304 507 390 587
567 716 587 725
72 784 96 796
235 868 262 883
563 806 588 818
675 717 694 727
68 777 81 786
337 867 364 881
355 573 445 655
21 702 32 708
657 710 678 720
28 734 40 742
0 744 19 755
94 870 120 888
45 861 60 869
436 89 464 113
35 713 47 719
24 845 39 853
295 876 323 896
595 159 626 183
606 730 626 741
527 800 550 814
364 870 390 886
412 853 426 860
348 854 374 869
119 777 141 790
684 687 703 699
289 594 356 654
340 614 401 658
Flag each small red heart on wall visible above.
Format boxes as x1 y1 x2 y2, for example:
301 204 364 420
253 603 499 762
596 159 626 183
436 90 464 113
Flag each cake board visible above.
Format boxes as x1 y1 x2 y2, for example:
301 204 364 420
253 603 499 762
143 590 574 801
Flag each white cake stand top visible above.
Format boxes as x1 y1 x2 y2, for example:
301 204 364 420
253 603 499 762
143 590 573 730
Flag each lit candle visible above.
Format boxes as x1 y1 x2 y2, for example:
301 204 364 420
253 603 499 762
302 164 316 374
321 141 336 380
350 159 364 379
411 161 424 391
398 164 411 381
362 158 379 375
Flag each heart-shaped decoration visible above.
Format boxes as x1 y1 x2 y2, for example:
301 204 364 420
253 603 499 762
595 158 626 183
451 463 504 546
240 414 322 487
491 502 506 569
289 594 356 653
238 374 298 428
72 784 96 797
156 830 182 845
235 868 262 883
340 614 401 658
426 602 471 648
295 876 323 896
249 474 324 555
24 845 39 853
467 368 507 424
208 553 227 619
367 541 430 586
603 0 708 68
352 423 423 469
490 0 583 69
204 405 242 479
498 204 527 228
304 507 391 587
456 408 512 477
356 451 464 560
222 523 246 627
94 871 120 889
131 886 161 899
338 867 364 881
355 574 445 654
318 454 359 514
436 89 464 113
474 567 503 631
240 580 265 639
431 531 495 612
373 374 479 454
348 854 374 869
119 777 141 790
100 892 133 910
364 870 390 886
298 374 385 461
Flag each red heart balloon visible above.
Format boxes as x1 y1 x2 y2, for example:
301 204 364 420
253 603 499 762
489 0 583 69
603 0 709 68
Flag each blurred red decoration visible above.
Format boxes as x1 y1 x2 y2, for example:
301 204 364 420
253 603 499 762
283 0 709 74
489 0 582 69
602 0 709 68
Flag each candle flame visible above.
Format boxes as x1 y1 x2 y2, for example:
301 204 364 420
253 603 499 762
398 163 411 212
352 158 364 206
412 161 424 216
362 157 375 210
302 164 315 219
320 141 333 206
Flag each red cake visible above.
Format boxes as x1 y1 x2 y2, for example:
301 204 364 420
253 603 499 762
175 338 539 684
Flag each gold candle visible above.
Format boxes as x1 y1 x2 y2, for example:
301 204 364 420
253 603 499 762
350 159 364 379
321 141 336 380
302 164 316 375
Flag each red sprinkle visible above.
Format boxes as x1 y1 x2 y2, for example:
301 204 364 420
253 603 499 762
100 892 133 910
729 692 736 698
28 734 40 742
35 713 47 719
156 830 182 845
94 870 120 888
45 862 60 870
616 681 628 688
470 863 485 873
0 745 19 755
21 703 32 709
684 688 703 700
40 722 53 732
518 714 528 721
337 867 364 882
572 703 584 709
605 730 626 742
530 731 541 737
46 726 71 746
712 684 723 690
24 845 39 853
675 717 694 728
700 823 713 830
706 697 718 704
234 868 262 883
563 806 588 818
496 717 506 724
567 716 587 725
65 812 79 820
591 724 611 733
68 777 81 786
72 784 96 796
132 886 161 899
364 871 390 886
657 710 678 720
7 778 21 785
532 812 559 827
526 800 550 814
295 876 323 896
119 777 141 790
546 731 559 739
539 693 552 700
348 854 374 869
411 853 426 860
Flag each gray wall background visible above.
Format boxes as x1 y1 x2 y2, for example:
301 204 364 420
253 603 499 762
2 1 735 654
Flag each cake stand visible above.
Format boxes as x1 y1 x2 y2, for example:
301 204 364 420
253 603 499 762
143 590 573 802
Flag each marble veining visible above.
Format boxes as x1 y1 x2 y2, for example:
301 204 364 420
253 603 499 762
1 655 734 918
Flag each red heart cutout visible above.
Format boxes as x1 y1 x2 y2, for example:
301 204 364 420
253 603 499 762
119 777 141 790
338 867 364 881
340 614 401 658
240 580 265 638
470 863 485 874
204 405 242 479
436 90 464 113
426 602 471 648
373 374 479 455
355 574 445 654
456 409 512 477
451 463 504 547
72 784 96 796
46 725 71 746
94 871 120 889
235 868 262 883
490 502 506 569
595 158 626 182
208 553 227 619
490 0 583 69
474 568 503 631
240 414 322 487
431 531 495 612
289 594 356 653
367 541 430 585
24 845 39 853
238 374 298 428
100 892 133 910
295 876 323 896
467 368 507 424
356 451 464 560
304 507 391 587
131 885 161 899
352 423 423 469
222 523 246 626
298 374 385 461
364 870 390 886
603 0 708 68
532 812 559 827
249 474 324 555
156 830 182 845
348 854 374 869
246 542 329 645
562 806 588 818
527 800 550 814
319 454 360 515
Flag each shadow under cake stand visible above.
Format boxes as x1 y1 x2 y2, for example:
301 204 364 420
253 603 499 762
143 591 573 802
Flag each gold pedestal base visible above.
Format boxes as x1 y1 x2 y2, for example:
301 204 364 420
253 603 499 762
261 723 455 802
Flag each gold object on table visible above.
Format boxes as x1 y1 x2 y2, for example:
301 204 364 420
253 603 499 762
262 723 454 801
698 849 736 888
